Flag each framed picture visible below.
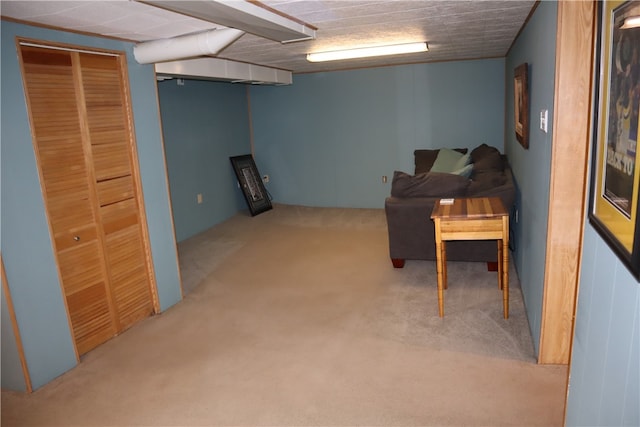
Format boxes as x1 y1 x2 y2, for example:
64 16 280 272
514 62 530 149
230 154 272 216
588 0 640 280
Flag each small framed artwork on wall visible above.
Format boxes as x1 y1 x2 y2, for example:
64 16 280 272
514 62 530 149
230 154 272 216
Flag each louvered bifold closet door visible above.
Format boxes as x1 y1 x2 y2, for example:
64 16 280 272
79 53 154 330
20 47 118 355
20 43 157 356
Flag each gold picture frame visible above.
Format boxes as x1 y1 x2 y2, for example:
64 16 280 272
589 0 640 280
514 62 529 149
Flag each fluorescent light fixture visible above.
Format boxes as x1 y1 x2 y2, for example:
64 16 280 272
621 16 640 29
307 42 428 62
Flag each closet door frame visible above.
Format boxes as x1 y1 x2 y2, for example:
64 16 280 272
16 38 160 357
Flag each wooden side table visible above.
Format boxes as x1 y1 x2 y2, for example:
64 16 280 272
430 197 510 318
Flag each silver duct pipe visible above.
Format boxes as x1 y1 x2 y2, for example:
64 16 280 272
133 28 245 64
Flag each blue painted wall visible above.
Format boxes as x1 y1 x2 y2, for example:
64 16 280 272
157 79 251 242
505 1 557 355
1 20 182 390
249 59 505 208
506 2 639 425
1 283 27 391
566 226 639 426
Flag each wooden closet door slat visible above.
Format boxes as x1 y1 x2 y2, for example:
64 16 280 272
67 282 115 355
106 227 152 328
92 141 131 180
96 176 134 206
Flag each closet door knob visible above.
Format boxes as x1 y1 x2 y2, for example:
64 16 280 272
73 236 80 241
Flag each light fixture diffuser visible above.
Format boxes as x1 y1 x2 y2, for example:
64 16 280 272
307 42 428 62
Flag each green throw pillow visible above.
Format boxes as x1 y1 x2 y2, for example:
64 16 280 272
451 163 473 178
430 148 464 173
453 152 471 171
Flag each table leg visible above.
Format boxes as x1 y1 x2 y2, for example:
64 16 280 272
433 218 445 317
435 240 445 317
502 219 509 319
442 241 448 290
497 240 503 290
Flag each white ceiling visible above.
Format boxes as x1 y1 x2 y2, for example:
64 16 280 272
0 0 536 74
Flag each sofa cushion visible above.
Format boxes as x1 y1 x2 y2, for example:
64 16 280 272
414 148 468 174
414 150 439 174
391 171 470 198
471 144 504 172
454 152 471 170
468 170 507 194
470 143 498 161
430 148 465 173
452 163 474 178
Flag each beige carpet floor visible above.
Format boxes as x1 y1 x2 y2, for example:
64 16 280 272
2 204 568 426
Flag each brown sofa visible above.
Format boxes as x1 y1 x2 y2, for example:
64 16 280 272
384 144 516 268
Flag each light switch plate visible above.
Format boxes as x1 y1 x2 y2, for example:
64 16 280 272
540 109 548 133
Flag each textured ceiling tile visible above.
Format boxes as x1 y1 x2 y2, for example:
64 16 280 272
62 2 132 24
0 0 536 73
1 1 83 18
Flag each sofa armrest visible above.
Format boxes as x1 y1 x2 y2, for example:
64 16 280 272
471 167 516 213
385 196 439 261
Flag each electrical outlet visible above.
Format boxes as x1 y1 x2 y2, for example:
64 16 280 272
382 175 388 183
197 193 203 204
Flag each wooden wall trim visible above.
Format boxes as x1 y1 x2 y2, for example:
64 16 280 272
1 254 33 393
540 0 595 365
2 16 134 43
